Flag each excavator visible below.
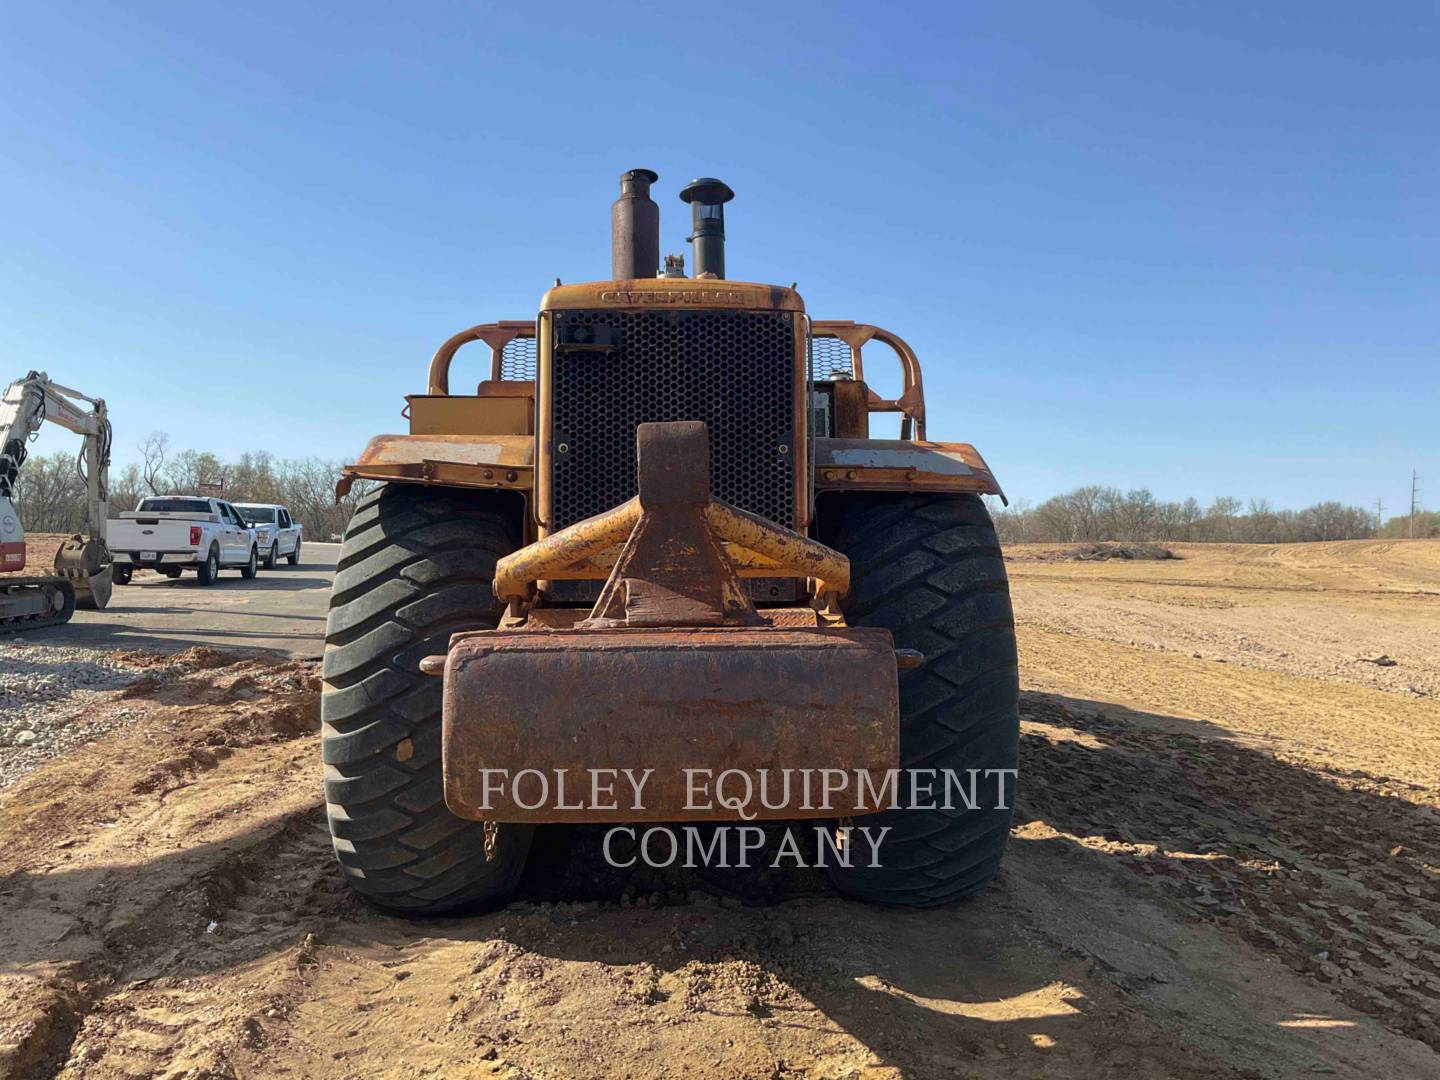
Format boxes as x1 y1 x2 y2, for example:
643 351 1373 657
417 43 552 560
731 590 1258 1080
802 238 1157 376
0 371 114 630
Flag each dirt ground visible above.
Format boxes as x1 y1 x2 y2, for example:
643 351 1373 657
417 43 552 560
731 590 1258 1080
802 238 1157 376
19 534 71 572
2 539 1439 1079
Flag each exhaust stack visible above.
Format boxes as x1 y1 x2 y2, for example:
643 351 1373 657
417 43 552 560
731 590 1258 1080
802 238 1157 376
611 168 660 280
680 178 734 279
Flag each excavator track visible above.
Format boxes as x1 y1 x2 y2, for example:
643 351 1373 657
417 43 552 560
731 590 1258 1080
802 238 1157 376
0 576 77 632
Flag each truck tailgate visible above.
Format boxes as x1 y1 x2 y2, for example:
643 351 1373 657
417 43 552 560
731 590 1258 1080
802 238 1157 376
109 519 195 550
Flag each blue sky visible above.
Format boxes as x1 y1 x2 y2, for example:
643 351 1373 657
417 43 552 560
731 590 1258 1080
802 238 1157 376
3 2 1435 514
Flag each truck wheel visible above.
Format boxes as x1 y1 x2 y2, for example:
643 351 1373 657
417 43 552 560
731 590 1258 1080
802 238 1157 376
162 567 182 579
264 542 279 570
322 483 532 913
287 539 301 566
818 493 1019 907
112 565 133 585
196 546 220 586
241 545 258 579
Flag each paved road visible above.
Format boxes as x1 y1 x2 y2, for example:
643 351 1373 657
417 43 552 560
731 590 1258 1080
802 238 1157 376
20 542 339 658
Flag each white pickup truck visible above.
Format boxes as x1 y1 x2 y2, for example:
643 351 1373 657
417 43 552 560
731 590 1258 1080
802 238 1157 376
233 503 303 569
109 496 260 585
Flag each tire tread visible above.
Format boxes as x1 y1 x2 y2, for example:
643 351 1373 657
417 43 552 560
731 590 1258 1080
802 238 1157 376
321 483 531 913
820 493 1019 907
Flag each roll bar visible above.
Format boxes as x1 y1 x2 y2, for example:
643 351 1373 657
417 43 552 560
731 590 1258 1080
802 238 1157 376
426 321 536 394
810 321 927 440
424 318 926 442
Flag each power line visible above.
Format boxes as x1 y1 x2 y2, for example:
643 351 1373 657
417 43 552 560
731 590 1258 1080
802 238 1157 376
1412 469 1422 540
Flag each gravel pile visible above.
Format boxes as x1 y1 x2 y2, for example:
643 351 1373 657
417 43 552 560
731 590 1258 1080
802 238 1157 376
0 640 172 788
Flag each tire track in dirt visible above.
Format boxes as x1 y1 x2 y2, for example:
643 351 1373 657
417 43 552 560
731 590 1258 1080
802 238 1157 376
0 655 335 1079
54 812 341 1079
1009 546 1440 701
1019 692 1440 1052
1019 625 1440 792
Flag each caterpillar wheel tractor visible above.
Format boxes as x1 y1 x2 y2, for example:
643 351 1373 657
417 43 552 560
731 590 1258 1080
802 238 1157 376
0 371 114 630
326 170 1019 913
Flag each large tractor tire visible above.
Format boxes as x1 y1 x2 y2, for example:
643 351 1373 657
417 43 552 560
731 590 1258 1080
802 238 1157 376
818 493 1019 907
322 483 533 913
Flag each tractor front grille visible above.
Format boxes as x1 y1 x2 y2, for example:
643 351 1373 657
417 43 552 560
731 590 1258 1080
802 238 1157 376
550 308 796 531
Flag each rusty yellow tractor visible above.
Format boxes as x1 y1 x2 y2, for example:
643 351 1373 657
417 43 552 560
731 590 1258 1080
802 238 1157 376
325 170 1018 911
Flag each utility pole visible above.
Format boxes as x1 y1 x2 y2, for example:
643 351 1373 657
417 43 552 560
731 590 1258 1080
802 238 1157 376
1412 470 1422 540
1375 497 1384 532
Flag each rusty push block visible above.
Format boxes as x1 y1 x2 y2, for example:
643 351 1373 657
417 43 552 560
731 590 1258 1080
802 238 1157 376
441 625 898 822
437 420 901 823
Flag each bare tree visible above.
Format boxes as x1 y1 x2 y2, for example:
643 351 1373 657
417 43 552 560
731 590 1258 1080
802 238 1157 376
1205 496 1243 541
280 457 353 539
13 452 85 532
986 485 1375 546
139 431 170 495
1380 510 1440 539
1302 501 1368 541
987 495 1033 544
1177 497 1203 540
165 449 225 493
1118 488 1159 540
1242 498 1277 543
229 451 281 504
110 463 145 514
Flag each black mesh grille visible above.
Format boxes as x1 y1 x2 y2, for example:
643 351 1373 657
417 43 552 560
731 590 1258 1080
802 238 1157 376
551 309 795 530
810 335 853 379
500 336 537 381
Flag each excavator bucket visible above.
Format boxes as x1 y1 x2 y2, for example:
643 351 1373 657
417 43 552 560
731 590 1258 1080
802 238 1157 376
54 536 112 610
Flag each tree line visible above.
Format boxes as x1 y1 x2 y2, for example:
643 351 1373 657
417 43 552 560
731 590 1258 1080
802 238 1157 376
14 434 1434 547
13 432 372 540
984 486 1436 545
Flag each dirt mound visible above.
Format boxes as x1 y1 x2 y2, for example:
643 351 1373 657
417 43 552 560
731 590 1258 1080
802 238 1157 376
170 645 246 670
1011 541 1179 562
1074 541 1178 560
1008 544 1175 561
111 645 245 671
